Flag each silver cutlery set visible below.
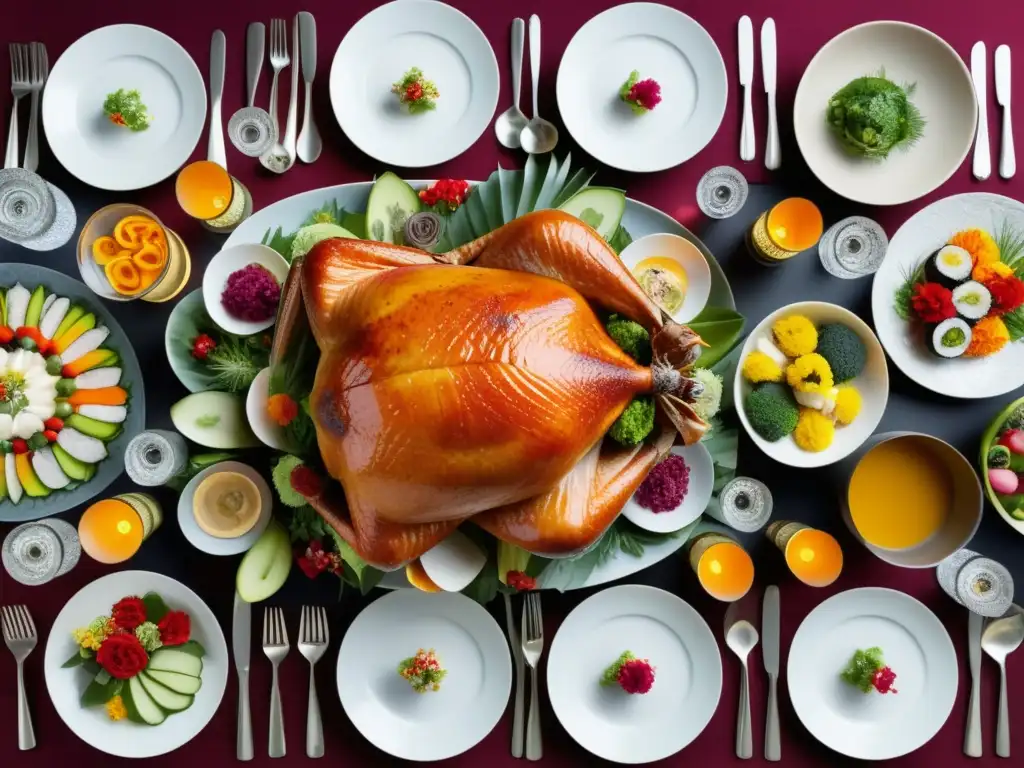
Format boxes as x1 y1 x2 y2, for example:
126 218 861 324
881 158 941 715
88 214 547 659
495 16 558 155
967 606 1024 758
5 42 48 171
504 590 545 760
972 42 1015 180
737 16 779 169
233 593 329 760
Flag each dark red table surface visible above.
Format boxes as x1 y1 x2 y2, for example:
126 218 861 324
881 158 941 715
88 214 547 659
2 0 1024 766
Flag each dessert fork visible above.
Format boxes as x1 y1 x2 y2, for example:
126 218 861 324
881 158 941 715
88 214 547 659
521 591 544 761
23 43 47 172
2 604 37 750
263 606 289 758
298 606 328 758
5 44 31 169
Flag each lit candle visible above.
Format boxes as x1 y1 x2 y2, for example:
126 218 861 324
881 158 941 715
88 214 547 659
748 198 824 265
78 498 144 564
175 160 252 234
766 521 843 587
688 532 755 602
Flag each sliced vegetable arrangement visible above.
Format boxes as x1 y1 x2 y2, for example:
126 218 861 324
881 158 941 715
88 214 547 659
0 282 131 504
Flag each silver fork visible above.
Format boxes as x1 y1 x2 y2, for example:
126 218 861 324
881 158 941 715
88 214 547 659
521 591 544 761
2 605 37 750
298 606 328 758
259 18 294 173
4 45 31 169
22 43 47 172
263 606 290 758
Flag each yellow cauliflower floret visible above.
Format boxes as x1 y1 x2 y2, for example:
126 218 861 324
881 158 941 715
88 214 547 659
742 351 783 383
772 315 818 357
786 353 834 394
793 408 835 452
833 386 862 425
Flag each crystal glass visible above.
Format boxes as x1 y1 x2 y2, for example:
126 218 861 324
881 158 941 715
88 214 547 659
707 476 772 532
229 107 276 157
819 216 888 279
0 168 55 242
2 523 63 585
19 180 77 252
41 518 81 577
125 430 189 486
696 166 749 219
937 548 1014 617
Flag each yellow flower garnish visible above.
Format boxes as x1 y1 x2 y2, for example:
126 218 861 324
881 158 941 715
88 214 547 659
772 315 818 357
833 386 862 425
106 695 128 721
973 260 1014 283
786 354 834 394
965 315 1010 357
793 408 835 452
949 228 1000 266
742 351 783 383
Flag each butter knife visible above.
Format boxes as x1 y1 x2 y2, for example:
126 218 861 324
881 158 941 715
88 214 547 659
972 42 991 180
207 30 227 170
761 19 779 170
762 586 781 761
234 590 253 761
738 16 755 162
996 44 1015 179
966 610 983 757
297 11 322 163
504 592 525 757
245 22 265 108
282 17 299 164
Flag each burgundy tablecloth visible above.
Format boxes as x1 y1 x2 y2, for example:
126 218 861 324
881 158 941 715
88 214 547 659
2 1 1024 766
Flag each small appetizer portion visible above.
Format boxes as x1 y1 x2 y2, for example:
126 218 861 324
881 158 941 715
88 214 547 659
600 650 655 694
103 88 152 132
840 646 898 694
221 264 282 324
398 648 447 693
392 68 440 114
619 71 662 115
634 454 690 513
90 214 169 297
826 73 924 159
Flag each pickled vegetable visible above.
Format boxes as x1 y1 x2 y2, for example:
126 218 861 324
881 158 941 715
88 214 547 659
105 257 143 295
132 242 166 272
91 236 120 266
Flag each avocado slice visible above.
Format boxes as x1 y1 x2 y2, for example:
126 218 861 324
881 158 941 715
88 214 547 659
51 442 92 481
54 305 86 340
55 313 96 354
66 412 122 441
15 453 49 498
23 285 46 328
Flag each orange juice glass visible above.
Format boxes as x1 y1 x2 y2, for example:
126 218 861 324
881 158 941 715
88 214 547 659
766 521 843 587
176 160 253 234
749 198 824 265
688 532 755 602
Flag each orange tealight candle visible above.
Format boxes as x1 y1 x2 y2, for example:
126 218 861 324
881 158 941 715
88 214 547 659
766 521 843 587
78 498 145 564
748 198 824 265
688 532 755 602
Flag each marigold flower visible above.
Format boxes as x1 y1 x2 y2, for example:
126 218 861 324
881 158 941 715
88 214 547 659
786 354 834 394
793 408 835 452
742 351 783 384
965 315 1010 357
106 695 128 721
772 315 818 357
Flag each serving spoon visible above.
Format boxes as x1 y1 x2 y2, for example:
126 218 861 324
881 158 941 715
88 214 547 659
725 614 758 760
982 611 1024 757
519 15 558 155
495 18 528 149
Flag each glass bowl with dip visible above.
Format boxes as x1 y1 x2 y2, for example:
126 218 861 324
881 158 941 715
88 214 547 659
616 233 712 324
838 432 983 568
176 461 273 555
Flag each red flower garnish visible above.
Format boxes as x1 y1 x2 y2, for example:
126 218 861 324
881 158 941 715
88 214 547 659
191 333 217 361
418 179 470 212
985 275 1024 315
297 540 342 579
871 665 898 694
506 571 536 591
405 81 424 102
108 112 127 127
617 658 656 694
96 633 149 679
290 465 325 498
158 610 191 646
910 282 957 323
111 596 147 630
628 78 662 110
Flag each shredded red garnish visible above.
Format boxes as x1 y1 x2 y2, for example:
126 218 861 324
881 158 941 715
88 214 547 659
618 658 656 694
871 666 898 694
628 78 662 110
266 393 299 426
109 112 127 127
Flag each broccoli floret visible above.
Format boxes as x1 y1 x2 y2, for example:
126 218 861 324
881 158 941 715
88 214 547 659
815 324 867 383
745 383 799 441
1005 404 1024 430
826 75 925 159
989 444 1012 469
609 397 655 446
605 314 652 364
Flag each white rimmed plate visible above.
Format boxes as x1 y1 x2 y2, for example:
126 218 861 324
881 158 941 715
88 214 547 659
43 571 228 758
547 585 721 763
177 461 272 556
793 21 976 206
556 3 726 173
622 442 714 533
246 367 292 450
735 301 889 469
871 193 1024 399
202 243 290 336
329 0 499 168
337 590 510 761
617 233 712 323
788 588 957 760
42 25 206 191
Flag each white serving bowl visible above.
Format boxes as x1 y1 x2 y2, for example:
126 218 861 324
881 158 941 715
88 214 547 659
245 366 293 451
202 243 290 336
618 233 711 323
734 301 889 469
622 441 714 533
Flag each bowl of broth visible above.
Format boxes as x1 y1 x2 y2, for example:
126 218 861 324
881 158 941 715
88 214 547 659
840 431 982 567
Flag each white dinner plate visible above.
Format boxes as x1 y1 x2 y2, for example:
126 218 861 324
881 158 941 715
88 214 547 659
622 442 714 533
42 25 206 191
43 571 228 758
871 193 1024 399
793 21 976 206
788 588 957 760
177 461 272 556
202 243 290 336
556 3 727 173
547 585 721 763
337 590 511 761
329 0 499 168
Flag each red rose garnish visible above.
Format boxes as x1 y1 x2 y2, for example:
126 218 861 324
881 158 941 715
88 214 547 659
290 465 325 498
506 571 536 592
910 282 956 323
986 275 1024 315
111 596 147 631
871 665 898 694
418 179 470 211
617 658 656 694
158 610 191 646
96 633 149 679
628 78 662 110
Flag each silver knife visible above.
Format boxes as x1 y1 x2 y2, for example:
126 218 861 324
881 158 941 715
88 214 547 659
246 22 266 108
233 590 253 761
297 11 322 163
762 586 781 761
504 592 526 757
761 19 779 170
996 44 1015 179
738 16 755 162
966 610 983 757
207 30 227 170
282 17 300 162
972 42 991 180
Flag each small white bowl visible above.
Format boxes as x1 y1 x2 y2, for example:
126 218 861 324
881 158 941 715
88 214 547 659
622 441 714 533
618 233 711 323
734 301 889 469
202 243 290 335
177 461 273 556
246 367 293 451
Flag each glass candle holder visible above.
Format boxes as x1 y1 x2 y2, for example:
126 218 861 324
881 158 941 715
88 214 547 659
687 531 754 602
706 476 773 532
937 549 1014 617
125 430 189 486
748 198 824 265
696 166 749 220
78 493 162 564
228 107 276 157
176 160 253 234
2 523 63 585
818 216 888 279
766 520 843 587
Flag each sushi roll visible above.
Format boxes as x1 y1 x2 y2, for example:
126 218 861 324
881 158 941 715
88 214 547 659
952 281 993 322
929 317 972 358
925 245 973 286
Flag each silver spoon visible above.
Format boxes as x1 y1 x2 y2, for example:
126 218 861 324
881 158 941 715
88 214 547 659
229 22 275 157
725 616 759 760
296 12 322 164
982 612 1024 758
495 18 528 149
519 14 558 155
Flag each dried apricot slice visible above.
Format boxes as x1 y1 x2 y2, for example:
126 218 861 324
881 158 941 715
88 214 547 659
113 215 156 249
132 242 166 272
91 236 119 266
104 256 143 295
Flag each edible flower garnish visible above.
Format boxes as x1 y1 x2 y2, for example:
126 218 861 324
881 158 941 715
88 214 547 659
910 282 956 324
742 350 784 384
398 648 447 693
103 88 152 131
634 454 690 513
949 228 1001 268
267 393 299 426
772 315 818 357
106 695 128 722
505 570 536 591
419 179 470 212
601 651 656 694
841 647 898 694
392 68 439 114
619 71 662 114
966 315 1011 357
986 275 1024 316
786 354 834 394
793 408 835 452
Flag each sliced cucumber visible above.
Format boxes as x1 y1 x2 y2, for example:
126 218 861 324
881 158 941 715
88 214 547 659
65 413 121 440
366 171 421 244
76 404 127 424
23 285 46 328
148 648 204 678
144 669 203 695
5 453 22 504
125 675 166 726
31 447 70 490
54 305 85 340
60 327 110 365
170 391 259 450
557 187 627 241
5 284 30 330
56 427 108 463
139 672 194 712
50 442 92 481
74 367 122 390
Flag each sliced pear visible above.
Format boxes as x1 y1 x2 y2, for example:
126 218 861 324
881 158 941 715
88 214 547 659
39 297 70 340
60 327 110 365
4 453 22 504
5 284 30 330
31 447 70 490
